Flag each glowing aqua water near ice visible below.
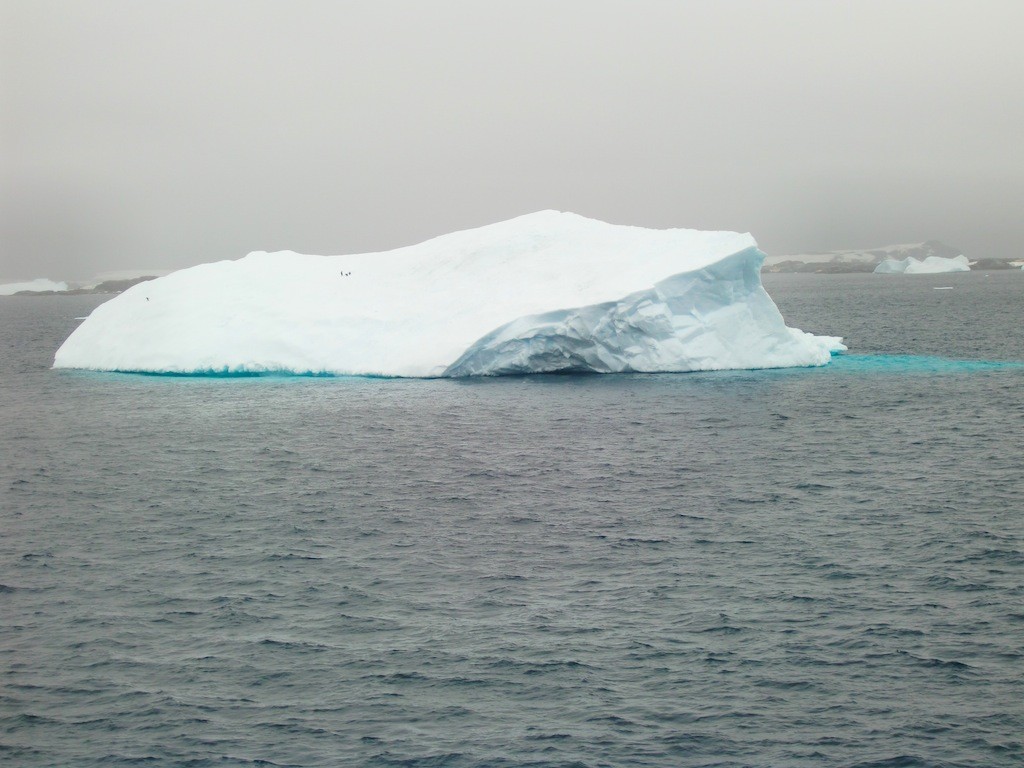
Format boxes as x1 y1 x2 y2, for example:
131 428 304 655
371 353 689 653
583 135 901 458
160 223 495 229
53 212 844 377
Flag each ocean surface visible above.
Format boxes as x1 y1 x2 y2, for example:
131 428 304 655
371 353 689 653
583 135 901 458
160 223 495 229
2 272 1022 767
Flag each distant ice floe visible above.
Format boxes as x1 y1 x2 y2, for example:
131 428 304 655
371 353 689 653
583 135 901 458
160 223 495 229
873 255 971 274
54 211 845 377
0 278 68 295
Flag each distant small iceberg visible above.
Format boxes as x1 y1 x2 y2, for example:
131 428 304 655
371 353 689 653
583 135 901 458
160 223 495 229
874 255 970 274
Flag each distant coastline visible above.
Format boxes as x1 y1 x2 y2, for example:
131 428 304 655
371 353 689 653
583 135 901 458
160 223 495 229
5 276 158 296
762 240 1021 273
763 258 1020 274
5 247 1023 297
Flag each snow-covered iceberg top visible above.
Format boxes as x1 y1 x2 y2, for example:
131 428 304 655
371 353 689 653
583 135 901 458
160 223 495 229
1 278 68 295
873 255 970 274
54 211 844 377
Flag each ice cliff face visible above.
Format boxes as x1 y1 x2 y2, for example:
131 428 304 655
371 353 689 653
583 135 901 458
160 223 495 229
445 249 839 375
53 211 844 377
873 255 971 274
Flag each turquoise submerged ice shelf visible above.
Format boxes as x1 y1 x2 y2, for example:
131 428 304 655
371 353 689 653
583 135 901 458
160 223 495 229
825 354 1024 374
53 352 1024 381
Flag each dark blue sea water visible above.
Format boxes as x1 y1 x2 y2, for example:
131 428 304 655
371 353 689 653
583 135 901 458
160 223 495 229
2 272 1023 767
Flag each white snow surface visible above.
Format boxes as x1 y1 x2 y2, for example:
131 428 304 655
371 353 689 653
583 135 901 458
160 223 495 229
873 255 970 274
0 278 68 295
54 211 845 377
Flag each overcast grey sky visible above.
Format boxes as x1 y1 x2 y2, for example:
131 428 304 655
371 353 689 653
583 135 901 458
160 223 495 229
2 0 1022 281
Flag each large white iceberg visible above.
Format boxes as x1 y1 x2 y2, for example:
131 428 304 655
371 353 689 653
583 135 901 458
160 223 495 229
1 278 68 295
873 255 970 274
53 211 844 377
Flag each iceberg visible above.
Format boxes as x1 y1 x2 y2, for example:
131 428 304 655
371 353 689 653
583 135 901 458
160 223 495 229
873 255 970 274
1 278 68 295
53 211 845 377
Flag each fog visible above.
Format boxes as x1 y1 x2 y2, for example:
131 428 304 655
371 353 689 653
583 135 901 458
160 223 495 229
2 0 1022 281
